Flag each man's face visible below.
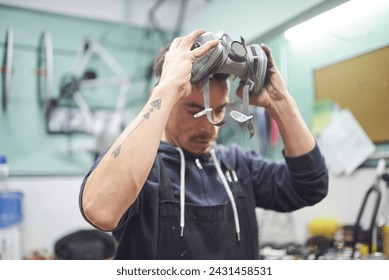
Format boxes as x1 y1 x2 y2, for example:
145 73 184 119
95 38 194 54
163 79 229 155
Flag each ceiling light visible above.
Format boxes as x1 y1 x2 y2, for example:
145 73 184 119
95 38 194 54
284 0 388 42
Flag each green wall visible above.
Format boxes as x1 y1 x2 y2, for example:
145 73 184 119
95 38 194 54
0 5 167 175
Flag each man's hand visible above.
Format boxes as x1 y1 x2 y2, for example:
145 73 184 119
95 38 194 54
158 29 219 101
236 44 290 112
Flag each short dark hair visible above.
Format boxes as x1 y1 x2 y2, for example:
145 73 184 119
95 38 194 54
153 43 171 79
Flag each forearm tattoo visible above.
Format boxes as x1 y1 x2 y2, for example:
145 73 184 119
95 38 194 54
111 99 161 158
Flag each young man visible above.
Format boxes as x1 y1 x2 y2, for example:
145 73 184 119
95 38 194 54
79 29 328 259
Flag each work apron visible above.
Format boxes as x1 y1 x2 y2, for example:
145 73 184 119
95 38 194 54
156 157 258 259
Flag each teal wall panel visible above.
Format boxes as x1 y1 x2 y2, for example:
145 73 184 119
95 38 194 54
0 5 168 176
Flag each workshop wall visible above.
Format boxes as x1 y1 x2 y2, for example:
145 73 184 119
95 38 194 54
252 2 389 162
0 5 166 176
282 4 389 135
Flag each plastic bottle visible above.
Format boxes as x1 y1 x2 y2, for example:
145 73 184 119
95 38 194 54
0 155 10 188
0 155 23 260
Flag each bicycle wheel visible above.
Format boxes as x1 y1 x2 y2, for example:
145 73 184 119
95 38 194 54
1 27 13 112
36 30 53 111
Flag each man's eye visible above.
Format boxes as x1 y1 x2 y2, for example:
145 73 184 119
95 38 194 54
189 110 200 115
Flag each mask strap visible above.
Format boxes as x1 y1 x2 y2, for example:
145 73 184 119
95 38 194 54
193 78 225 126
230 81 255 138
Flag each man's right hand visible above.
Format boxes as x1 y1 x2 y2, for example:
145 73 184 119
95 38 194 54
158 29 219 101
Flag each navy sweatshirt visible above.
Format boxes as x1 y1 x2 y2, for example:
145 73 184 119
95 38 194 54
79 141 328 259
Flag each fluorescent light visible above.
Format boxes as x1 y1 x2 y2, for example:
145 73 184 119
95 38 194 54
284 0 388 41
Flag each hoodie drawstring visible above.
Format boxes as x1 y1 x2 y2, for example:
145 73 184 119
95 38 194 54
176 147 186 237
175 147 241 241
210 149 241 241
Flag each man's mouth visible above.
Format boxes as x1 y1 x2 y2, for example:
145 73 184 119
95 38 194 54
191 135 214 145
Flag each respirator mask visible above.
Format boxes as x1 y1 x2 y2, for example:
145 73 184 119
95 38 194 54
190 31 268 138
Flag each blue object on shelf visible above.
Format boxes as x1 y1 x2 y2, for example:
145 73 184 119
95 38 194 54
0 155 7 164
0 191 23 228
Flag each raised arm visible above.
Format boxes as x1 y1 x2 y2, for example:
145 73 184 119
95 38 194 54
81 29 219 231
238 44 316 157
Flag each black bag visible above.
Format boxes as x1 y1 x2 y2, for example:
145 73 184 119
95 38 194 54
54 229 115 260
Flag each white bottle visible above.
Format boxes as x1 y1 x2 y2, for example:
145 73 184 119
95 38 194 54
0 155 23 260
0 155 10 188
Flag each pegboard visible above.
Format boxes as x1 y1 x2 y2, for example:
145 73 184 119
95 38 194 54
314 45 389 143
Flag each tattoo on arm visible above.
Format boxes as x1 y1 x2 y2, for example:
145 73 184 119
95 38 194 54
111 145 122 158
111 99 162 158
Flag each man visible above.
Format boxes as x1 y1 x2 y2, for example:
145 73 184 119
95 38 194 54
79 29 328 259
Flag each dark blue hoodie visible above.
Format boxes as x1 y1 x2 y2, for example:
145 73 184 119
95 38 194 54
79 141 328 259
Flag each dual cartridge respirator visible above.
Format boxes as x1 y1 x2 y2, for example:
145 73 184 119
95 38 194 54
190 31 268 137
